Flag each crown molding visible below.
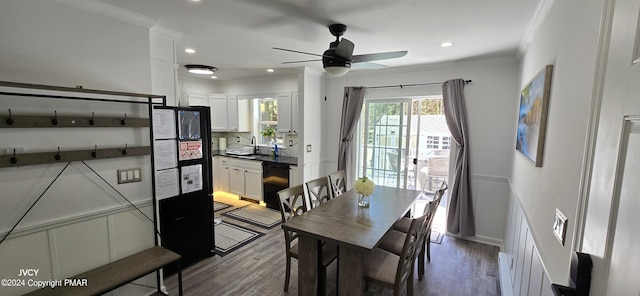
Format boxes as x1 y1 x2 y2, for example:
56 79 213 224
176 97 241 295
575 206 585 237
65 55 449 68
150 25 184 39
518 0 556 56
54 0 157 28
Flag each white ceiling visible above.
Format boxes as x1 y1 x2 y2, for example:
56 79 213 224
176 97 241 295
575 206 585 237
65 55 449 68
101 0 541 81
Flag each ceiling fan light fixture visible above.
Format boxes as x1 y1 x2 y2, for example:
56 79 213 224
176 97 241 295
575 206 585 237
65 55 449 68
324 66 350 76
185 64 217 75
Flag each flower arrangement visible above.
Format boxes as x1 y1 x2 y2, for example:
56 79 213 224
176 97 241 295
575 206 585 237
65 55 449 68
354 176 375 196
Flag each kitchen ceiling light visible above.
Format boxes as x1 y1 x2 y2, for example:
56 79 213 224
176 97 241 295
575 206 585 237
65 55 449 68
185 64 217 75
441 42 454 47
267 69 274 73
211 75 218 79
185 48 196 54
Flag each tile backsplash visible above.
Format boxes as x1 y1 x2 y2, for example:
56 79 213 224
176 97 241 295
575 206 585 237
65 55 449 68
212 132 299 157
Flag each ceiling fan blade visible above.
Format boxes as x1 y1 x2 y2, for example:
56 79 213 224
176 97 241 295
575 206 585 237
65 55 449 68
351 62 387 69
352 50 408 63
334 38 354 60
281 59 321 64
272 47 323 57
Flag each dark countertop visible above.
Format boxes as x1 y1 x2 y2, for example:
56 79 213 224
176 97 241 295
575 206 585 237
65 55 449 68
212 150 298 166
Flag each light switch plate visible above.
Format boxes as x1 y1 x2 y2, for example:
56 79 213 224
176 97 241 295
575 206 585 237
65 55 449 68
553 208 568 246
117 168 142 184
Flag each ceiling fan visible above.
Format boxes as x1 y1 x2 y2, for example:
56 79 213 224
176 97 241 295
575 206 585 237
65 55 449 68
273 24 408 76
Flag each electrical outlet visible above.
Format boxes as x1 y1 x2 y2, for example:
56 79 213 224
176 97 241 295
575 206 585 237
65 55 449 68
306 145 311 152
288 140 293 147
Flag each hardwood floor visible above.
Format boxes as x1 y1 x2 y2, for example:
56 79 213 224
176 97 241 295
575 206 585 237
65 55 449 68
164 195 500 296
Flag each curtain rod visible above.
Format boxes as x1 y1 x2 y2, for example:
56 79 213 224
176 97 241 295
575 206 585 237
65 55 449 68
366 79 472 90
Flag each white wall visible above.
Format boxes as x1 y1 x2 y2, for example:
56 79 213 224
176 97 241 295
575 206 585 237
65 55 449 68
506 0 605 288
323 57 519 245
0 1 158 295
300 67 325 182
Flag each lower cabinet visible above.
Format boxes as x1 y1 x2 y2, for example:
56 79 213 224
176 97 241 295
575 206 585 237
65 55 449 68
289 165 301 186
214 156 230 193
228 159 263 202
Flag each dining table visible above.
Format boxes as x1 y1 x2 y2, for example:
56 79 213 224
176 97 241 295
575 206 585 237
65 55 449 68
282 185 422 296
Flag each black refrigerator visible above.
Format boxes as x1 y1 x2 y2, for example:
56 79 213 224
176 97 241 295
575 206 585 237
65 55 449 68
152 106 214 272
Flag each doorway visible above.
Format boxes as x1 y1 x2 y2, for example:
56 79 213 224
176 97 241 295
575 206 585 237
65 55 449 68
357 97 451 193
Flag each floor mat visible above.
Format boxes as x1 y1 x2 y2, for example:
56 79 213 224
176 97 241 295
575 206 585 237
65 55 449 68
214 221 264 257
430 231 444 244
222 204 282 229
213 201 233 212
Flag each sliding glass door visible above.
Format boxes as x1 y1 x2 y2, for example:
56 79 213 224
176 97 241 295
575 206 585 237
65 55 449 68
358 97 450 191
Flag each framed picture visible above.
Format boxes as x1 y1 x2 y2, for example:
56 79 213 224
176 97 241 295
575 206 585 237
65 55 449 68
516 65 553 167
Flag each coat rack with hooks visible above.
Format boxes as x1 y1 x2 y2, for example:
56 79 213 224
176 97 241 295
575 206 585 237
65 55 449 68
1 111 150 128
0 145 151 168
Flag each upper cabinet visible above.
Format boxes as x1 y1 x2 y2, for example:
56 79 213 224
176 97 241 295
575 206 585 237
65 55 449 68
277 92 298 134
188 93 249 132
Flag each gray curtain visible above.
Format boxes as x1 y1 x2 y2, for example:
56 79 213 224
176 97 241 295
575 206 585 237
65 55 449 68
337 86 365 189
443 79 475 237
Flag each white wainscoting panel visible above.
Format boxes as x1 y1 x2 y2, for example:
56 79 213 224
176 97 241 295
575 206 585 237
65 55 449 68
500 187 555 296
0 204 155 296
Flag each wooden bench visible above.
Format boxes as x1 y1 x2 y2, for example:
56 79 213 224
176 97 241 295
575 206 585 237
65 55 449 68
24 246 182 296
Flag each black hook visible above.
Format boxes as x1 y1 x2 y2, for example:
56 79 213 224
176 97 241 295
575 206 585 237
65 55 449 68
52 111 58 125
55 146 61 160
89 112 95 126
120 113 127 126
6 109 13 125
91 145 97 158
122 143 128 155
10 149 17 164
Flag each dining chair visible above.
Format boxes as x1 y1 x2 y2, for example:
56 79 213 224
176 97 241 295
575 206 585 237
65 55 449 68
380 182 448 280
277 185 338 293
327 170 347 198
305 176 332 209
363 209 430 296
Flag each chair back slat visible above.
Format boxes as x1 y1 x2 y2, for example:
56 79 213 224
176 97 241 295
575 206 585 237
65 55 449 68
305 177 331 209
396 211 429 286
328 170 347 198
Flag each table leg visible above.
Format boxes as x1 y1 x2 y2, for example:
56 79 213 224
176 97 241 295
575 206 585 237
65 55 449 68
338 247 364 296
298 235 320 296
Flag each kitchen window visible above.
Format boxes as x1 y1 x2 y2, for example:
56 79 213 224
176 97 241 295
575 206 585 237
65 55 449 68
253 98 283 146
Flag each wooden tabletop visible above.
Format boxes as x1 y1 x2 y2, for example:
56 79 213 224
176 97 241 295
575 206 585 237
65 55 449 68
282 186 421 251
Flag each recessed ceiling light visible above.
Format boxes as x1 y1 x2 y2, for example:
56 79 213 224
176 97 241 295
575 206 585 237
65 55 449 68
441 42 454 47
185 48 196 54
185 64 217 75
211 75 218 79
267 69 274 73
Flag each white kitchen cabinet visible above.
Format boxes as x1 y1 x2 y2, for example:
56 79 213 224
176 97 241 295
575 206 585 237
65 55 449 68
289 165 301 186
209 95 228 131
277 93 298 134
229 167 245 196
187 93 209 107
228 159 263 202
214 156 230 193
244 168 263 200
209 95 249 132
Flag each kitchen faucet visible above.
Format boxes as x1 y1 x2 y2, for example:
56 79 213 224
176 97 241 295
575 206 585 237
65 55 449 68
251 136 258 154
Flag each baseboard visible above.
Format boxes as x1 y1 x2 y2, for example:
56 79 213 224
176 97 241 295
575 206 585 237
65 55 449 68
499 252 515 296
446 232 503 248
